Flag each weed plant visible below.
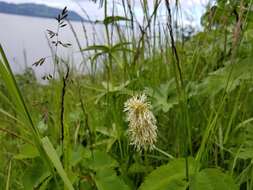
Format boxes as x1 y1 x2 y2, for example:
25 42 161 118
1 0 253 189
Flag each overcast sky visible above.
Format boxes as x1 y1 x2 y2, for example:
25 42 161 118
1 0 212 26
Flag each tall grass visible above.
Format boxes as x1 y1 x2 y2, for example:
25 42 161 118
1 0 253 189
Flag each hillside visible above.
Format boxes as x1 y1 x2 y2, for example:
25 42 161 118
0 1 84 21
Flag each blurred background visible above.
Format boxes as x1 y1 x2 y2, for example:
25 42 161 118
0 0 211 78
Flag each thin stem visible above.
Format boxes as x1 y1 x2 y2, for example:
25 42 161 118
154 146 174 159
5 159 12 190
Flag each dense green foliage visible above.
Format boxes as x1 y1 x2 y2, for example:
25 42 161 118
1 0 253 189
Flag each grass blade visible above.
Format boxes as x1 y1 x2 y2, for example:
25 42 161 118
41 137 74 190
5 160 12 190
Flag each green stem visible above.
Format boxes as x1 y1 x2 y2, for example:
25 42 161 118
154 146 174 159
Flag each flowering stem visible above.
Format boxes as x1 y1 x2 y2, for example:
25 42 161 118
154 146 174 159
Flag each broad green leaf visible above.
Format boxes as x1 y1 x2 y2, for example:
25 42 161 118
195 58 253 97
86 150 118 171
190 168 238 190
139 158 195 190
83 150 130 190
94 168 130 190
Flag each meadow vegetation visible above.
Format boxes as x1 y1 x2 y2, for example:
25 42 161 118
1 0 253 189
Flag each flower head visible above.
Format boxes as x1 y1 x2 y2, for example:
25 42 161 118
124 93 157 151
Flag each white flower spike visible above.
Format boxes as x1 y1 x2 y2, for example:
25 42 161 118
124 93 157 151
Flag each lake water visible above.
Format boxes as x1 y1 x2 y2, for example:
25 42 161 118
0 13 105 79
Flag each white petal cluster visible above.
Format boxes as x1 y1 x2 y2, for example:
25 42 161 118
124 94 157 151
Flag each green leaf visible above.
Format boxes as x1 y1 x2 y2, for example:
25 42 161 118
5 160 12 190
14 143 39 160
22 158 50 190
195 58 253 97
236 121 253 160
81 150 129 190
190 168 238 190
0 45 55 181
70 145 92 167
128 163 153 174
79 180 93 190
41 137 74 190
94 168 130 190
81 45 110 52
82 43 132 54
95 124 119 152
103 16 130 25
145 80 178 113
36 176 52 190
0 108 24 125
139 158 195 190
0 45 40 136
86 150 118 171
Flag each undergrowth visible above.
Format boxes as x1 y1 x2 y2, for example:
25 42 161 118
1 0 253 189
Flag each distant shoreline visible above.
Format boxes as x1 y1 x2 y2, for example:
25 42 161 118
0 1 91 22
0 11 90 23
